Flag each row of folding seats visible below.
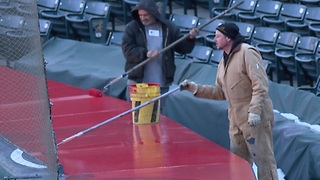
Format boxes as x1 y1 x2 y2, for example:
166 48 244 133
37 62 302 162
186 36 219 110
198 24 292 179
38 0 112 44
203 22 320 88
168 2 320 87
212 0 320 38
0 0 37 16
255 31 320 87
36 0 172 43
170 10 320 86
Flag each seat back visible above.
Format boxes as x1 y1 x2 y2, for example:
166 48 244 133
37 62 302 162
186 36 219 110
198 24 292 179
214 0 258 21
286 7 320 35
238 0 282 26
39 19 53 44
298 74 320 95
254 0 282 18
251 26 280 47
197 18 225 34
235 22 255 43
169 14 199 32
83 1 111 18
304 7 320 25
295 36 319 54
185 45 213 63
294 36 320 85
233 0 257 12
278 3 307 22
295 42 320 85
40 0 86 38
66 1 111 43
0 14 26 31
106 31 123 46
208 49 224 67
262 3 307 31
276 36 318 86
37 0 60 13
276 31 300 50
57 0 86 16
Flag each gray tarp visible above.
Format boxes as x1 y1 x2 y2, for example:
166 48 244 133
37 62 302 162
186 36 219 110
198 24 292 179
43 38 320 180
43 37 127 98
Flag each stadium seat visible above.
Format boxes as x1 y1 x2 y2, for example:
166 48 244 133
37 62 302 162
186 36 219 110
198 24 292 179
0 15 25 33
196 0 225 18
0 14 39 68
168 0 228 18
212 0 258 22
37 0 60 16
286 7 320 36
208 49 223 67
309 25 320 38
40 0 86 38
298 74 320 96
235 21 255 44
0 0 14 11
250 26 280 47
256 31 300 81
169 13 199 33
238 0 282 27
66 1 111 43
10 0 37 15
106 31 123 46
184 45 213 64
0 14 26 67
168 0 197 16
108 0 124 32
196 18 224 46
262 3 307 31
298 0 320 7
39 19 53 44
275 36 319 86
0 0 35 15
295 41 320 86
169 13 198 58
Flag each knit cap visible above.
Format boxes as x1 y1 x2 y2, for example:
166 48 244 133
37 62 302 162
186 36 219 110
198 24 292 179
216 23 239 40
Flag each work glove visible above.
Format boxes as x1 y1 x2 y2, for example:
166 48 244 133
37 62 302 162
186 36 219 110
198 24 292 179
180 80 198 95
248 113 261 127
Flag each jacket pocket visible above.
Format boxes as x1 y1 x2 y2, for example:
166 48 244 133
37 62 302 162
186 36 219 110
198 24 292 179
230 78 252 100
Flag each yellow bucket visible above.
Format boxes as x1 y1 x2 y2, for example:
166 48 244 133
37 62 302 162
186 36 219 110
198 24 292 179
129 83 160 125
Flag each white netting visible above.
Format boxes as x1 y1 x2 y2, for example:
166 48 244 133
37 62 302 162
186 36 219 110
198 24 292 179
0 0 58 179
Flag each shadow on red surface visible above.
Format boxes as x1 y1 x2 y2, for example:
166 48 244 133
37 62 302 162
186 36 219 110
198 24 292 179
48 80 255 180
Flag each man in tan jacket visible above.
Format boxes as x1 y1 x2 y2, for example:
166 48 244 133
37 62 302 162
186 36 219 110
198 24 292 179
180 23 278 180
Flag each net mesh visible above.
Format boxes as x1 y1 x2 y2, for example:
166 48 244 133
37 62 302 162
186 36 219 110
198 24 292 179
0 0 58 179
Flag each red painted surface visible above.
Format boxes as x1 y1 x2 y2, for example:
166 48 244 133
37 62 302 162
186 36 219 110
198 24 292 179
48 80 256 180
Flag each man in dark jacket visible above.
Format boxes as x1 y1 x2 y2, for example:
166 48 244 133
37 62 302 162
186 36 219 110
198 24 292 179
122 0 198 102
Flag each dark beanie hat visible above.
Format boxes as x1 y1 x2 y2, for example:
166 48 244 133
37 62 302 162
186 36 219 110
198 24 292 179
216 23 239 40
